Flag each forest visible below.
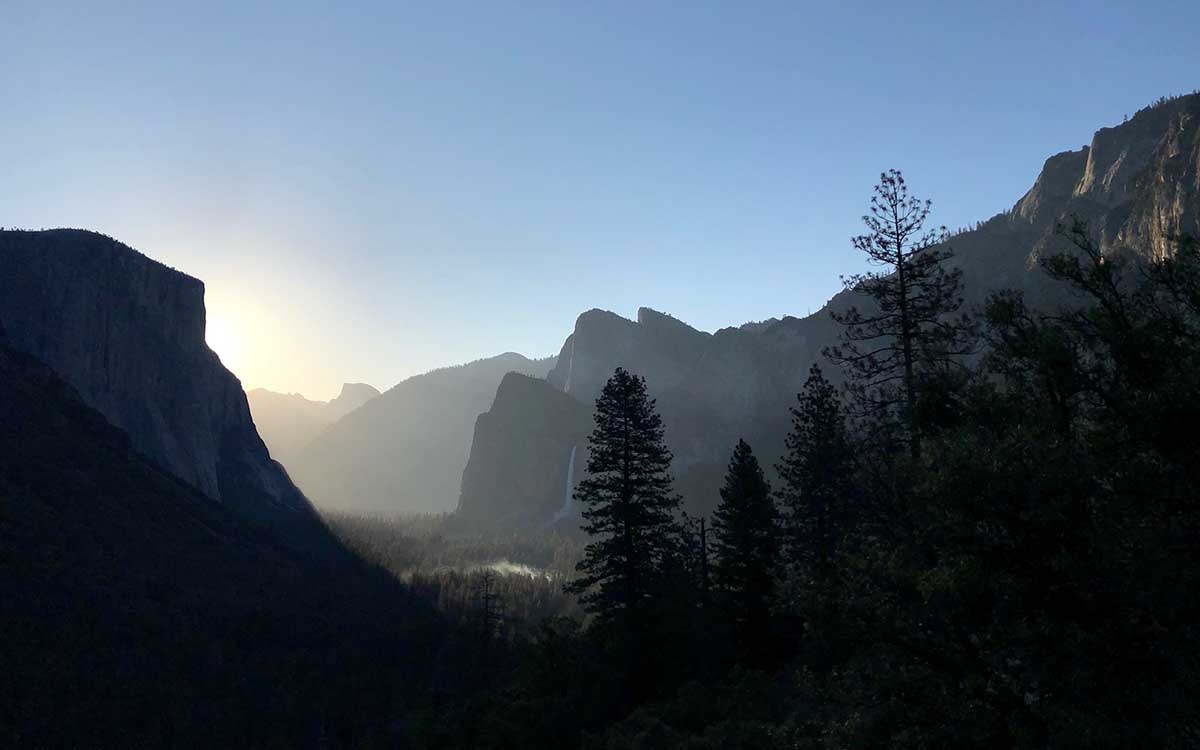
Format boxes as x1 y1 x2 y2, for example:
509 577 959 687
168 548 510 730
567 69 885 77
321 172 1200 748
5 6 1200 746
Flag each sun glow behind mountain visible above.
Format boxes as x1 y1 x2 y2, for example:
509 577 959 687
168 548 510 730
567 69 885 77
205 312 242 372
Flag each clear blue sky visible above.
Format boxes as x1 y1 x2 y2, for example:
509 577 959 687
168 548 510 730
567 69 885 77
3 1 1197 399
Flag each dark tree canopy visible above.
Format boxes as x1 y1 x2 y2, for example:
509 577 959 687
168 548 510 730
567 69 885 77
826 170 973 451
566 367 681 626
775 363 854 569
711 439 777 657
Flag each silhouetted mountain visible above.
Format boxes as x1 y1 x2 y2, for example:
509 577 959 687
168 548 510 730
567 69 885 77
291 353 556 514
0 339 442 746
456 372 591 530
327 381 381 417
248 382 380 468
462 92 1200 527
0 229 310 523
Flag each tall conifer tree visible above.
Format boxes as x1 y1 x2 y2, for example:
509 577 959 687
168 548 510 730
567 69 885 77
776 363 854 568
567 368 681 630
711 439 777 659
826 170 973 456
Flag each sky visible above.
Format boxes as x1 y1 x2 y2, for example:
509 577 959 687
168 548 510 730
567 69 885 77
2 1 1198 400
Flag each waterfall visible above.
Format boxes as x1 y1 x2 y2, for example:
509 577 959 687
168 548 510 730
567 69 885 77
564 338 575 394
550 444 578 525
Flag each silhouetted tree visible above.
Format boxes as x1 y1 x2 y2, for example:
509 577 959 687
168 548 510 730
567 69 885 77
814 225 1200 745
776 364 854 568
711 439 777 661
567 368 681 641
826 169 973 456
698 516 711 608
472 570 505 686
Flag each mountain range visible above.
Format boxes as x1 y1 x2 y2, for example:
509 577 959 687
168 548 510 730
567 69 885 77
285 353 556 515
455 91 1200 527
247 382 380 468
238 93 1200 527
8 92 1195 532
2 89 1198 744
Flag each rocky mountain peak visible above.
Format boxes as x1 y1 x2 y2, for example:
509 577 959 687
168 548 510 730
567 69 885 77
328 382 380 419
1005 93 1200 268
1013 148 1091 225
1013 94 1200 233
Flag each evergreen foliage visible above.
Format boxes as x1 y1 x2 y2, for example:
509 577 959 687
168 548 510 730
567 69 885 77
12 179 1200 747
775 363 854 568
826 170 974 453
567 368 681 623
450 223 1200 749
711 439 778 660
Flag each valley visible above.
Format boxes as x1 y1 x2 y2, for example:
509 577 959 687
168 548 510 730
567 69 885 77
2 8 1198 743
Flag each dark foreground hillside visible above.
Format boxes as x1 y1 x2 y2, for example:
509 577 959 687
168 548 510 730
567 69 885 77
0 341 445 748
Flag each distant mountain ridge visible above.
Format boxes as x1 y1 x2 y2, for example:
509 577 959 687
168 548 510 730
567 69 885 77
457 92 1200 527
248 382 380 469
291 352 557 514
0 229 311 522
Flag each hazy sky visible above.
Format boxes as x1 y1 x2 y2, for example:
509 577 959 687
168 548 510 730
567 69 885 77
3 2 1198 399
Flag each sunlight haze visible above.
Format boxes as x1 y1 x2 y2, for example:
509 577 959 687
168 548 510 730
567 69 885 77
4 1 1198 398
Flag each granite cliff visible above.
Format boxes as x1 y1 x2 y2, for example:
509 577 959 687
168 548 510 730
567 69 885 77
0 229 311 521
456 372 591 529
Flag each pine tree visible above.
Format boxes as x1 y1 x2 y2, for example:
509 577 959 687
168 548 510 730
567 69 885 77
711 439 777 660
776 364 853 569
567 368 681 629
826 169 973 456
471 570 505 688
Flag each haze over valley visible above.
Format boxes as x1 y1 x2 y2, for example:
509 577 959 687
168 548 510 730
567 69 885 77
4 3 1200 747
248 94 1200 525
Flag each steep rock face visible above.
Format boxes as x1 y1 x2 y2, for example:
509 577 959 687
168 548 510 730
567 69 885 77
292 352 556 515
248 382 380 469
1120 104 1200 259
456 372 591 530
0 229 311 520
1011 94 1200 265
462 93 1200 528
1014 148 1092 225
547 307 710 401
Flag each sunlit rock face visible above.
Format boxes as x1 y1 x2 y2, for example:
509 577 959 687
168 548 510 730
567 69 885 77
0 229 312 521
1012 94 1200 265
461 94 1200 528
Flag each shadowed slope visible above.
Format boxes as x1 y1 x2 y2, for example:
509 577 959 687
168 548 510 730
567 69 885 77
0 341 443 747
